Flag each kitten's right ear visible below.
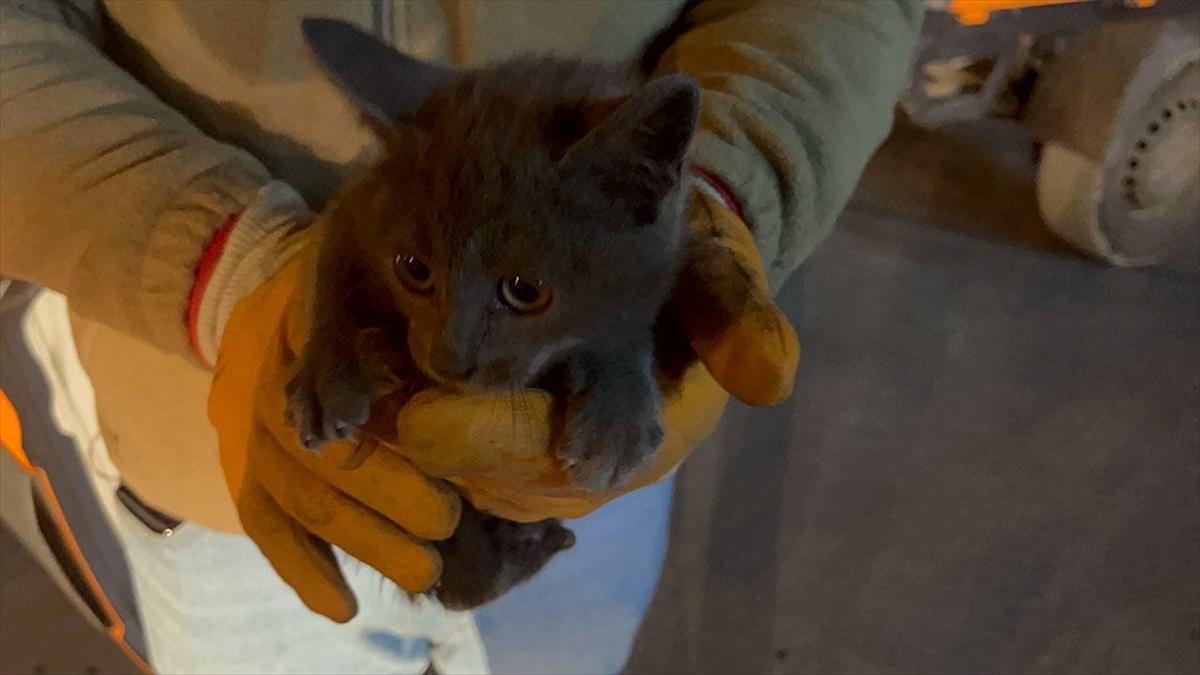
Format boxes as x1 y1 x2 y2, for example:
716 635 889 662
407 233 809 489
302 17 456 140
563 74 699 172
561 74 700 224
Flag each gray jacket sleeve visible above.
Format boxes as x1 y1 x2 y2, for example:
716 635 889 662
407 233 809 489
0 0 273 355
655 0 924 290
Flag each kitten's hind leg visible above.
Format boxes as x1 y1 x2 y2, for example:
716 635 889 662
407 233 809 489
557 348 664 491
434 504 575 610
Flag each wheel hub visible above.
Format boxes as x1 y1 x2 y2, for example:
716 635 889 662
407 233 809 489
1103 61 1200 262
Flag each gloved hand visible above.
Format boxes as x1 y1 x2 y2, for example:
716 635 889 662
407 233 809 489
208 247 461 623
208 186 798 621
374 189 800 522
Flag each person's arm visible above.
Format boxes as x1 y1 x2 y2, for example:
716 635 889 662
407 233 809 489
0 0 305 360
2 4 457 623
653 0 925 290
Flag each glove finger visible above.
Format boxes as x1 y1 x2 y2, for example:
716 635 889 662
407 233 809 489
280 251 318 358
209 317 290 495
446 363 729 521
308 440 460 540
393 387 557 476
676 190 800 406
252 425 442 593
238 477 358 623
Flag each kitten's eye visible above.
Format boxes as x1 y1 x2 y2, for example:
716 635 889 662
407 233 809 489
498 276 551 313
394 253 433 294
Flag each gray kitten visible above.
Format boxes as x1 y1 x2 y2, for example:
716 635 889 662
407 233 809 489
287 18 698 609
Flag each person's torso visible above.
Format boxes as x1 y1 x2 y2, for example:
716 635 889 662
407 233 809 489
74 0 688 529
103 0 687 204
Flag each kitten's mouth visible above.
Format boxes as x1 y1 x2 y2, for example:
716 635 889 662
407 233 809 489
439 378 493 395
416 363 468 390
415 358 512 394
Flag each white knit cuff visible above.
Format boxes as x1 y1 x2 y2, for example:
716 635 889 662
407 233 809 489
691 175 726 208
192 181 312 367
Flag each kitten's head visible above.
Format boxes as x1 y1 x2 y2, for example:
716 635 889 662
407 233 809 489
306 19 699 390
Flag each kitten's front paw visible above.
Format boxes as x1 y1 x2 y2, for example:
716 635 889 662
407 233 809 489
285 365 374 451
557 398 663 491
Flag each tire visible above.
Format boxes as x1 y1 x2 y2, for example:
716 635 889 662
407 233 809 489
1027 19 1199 267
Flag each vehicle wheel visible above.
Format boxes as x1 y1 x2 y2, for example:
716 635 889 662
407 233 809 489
1026 19 1199 266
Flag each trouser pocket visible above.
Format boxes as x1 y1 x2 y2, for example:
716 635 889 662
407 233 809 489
116 484 183 537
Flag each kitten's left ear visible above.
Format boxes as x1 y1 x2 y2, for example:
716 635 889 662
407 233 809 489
563 74 700 221
302 17 456 140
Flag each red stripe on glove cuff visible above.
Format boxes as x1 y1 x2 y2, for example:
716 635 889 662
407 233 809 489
689 166 745 222
186 213 240 367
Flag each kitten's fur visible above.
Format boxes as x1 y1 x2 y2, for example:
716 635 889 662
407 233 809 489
288 18 698 609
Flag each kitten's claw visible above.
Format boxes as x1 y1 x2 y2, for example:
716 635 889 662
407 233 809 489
285 387 323 452
557 403 662 491
286 366 374 451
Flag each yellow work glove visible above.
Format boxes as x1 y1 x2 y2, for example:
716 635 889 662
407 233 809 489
375 190 800 522
208 247 461 623
208 189 798 621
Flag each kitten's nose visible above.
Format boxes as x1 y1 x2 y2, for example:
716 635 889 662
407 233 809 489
429 342 477 382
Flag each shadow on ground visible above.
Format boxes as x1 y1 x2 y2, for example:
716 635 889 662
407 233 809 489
626 120 1200 674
